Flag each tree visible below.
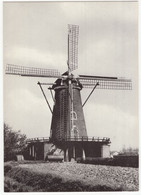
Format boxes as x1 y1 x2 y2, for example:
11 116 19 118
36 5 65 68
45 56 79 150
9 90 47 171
120 146 139 156
4 123 27 161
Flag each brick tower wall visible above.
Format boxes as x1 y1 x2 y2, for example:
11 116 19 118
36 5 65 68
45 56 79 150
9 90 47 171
50 79 87 141
51 86 69 140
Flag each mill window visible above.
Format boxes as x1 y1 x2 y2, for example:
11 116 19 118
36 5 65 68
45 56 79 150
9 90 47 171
71 111 77 120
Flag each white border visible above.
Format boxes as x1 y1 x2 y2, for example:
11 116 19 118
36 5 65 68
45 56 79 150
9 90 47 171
1 0 140 195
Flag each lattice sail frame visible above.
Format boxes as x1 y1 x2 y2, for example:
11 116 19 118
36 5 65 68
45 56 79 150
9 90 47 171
78 77 132 90
6 64 61 78
68 24 79 72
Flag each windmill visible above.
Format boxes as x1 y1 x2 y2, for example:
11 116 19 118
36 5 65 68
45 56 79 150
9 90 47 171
5 24 132 161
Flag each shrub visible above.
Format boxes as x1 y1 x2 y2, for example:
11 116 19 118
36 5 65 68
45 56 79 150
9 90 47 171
80 156 138 168
4 164 13 175
4 176 35 192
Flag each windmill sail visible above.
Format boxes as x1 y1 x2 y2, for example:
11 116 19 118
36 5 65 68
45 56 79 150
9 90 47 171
6 64 61 78
68 24 79 72
78 75 132 90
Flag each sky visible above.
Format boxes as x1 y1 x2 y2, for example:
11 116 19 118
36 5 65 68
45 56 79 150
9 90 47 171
3 1 138 151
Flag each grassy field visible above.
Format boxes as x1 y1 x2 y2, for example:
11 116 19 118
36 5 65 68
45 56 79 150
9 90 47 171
4 161 139 192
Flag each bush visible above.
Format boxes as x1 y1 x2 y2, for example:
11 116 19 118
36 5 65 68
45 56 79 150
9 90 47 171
4 165 13 175
80 156 139 168
4 123 27 161
4 176 35 192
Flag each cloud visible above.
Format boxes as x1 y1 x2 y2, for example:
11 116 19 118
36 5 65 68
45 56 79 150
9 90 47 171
60 1 137 25
4 87 53 138
84 102 138 151
4 46 66 70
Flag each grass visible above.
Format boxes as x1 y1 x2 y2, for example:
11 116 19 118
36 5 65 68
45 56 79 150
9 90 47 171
4 161 139 192
5 166 121 192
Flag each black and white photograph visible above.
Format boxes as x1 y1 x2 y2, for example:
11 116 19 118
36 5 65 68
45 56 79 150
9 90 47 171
3 0 139 192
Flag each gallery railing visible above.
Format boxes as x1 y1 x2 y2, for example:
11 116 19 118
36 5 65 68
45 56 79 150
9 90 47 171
27 136 111 143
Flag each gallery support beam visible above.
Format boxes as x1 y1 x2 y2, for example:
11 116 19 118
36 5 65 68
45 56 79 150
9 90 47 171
82 82 99 107
37 82 53 114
